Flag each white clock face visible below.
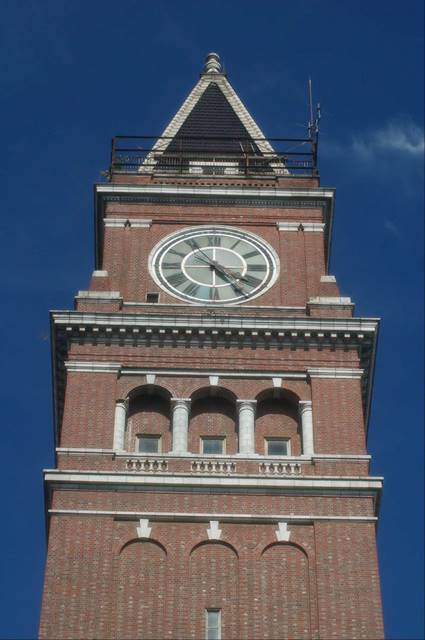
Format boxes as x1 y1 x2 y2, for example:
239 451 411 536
149 226 278 304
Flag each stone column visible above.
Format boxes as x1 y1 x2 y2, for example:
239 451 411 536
299 400 314 456
171 398 191 454
113 399 127 451
237 400 257 454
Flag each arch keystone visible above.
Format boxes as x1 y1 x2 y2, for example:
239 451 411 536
136 518 152 539
207 520 222 540
275 521 291 542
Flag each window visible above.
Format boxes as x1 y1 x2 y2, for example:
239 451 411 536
266 438 290 456
201 437 225 455
137 435 161 453
146 292 160 303
206 609 221 640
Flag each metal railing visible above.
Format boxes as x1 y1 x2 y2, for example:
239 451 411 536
108 135 318 177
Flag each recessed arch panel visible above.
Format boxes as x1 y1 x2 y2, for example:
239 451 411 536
259 542 311 639
189 541 239 639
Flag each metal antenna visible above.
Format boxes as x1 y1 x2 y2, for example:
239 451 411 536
308 77 314 139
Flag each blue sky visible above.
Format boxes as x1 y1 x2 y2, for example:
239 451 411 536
0 1 423 638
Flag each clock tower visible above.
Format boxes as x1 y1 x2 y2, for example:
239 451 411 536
40 53 384 639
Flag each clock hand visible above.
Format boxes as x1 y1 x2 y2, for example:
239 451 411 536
211 262 249 296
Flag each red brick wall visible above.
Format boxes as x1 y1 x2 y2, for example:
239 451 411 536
40 512 383 640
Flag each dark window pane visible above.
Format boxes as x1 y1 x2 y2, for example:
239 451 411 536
202 438 224 454
267 439 288 456
138 436 160 453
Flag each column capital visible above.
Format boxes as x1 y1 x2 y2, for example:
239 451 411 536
236 399 257 407
298 400 312 412
171 398 191 408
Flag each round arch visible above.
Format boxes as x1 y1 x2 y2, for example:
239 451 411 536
119 537 168 557
189 539 239 558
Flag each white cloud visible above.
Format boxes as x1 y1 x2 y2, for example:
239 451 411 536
322 119 424 161
355 121 424 156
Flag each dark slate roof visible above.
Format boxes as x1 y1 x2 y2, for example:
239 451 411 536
166 83 262 154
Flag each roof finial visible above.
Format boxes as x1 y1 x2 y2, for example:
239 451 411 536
203 52 222 74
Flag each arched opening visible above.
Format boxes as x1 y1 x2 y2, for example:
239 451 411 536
255 389 301 456
126 385 172 453
189 387 237 455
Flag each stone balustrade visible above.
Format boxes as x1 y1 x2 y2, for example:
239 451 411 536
259 462 302 475
191 460 236 474
126 458 168 472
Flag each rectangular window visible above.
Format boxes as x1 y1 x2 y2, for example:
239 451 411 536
202 437 225 455
266 438 290 456
206 609 221 640
138 435 161 453
146 292 160 303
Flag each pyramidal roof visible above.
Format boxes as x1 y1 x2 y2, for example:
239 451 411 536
144 53 277 168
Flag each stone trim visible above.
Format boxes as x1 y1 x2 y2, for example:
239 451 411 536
308 296 353 306
64 361 121 374
55 449 371 463
96 184 335 200
277 222 325 232
44 469 383 491
104 218 152 228
53 311 378 334
75 291 122 300
48 508 378 524
320 275 336 283
308 368 364 380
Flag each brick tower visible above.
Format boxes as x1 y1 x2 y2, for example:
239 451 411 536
40 53 384 639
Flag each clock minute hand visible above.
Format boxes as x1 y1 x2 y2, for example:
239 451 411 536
212 261 248 297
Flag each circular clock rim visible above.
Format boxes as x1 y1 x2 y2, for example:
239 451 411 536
148 225 280 306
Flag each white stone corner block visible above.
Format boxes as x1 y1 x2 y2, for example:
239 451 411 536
146 374 156 385
136 518 152 538
272 377 282 388
308 296 353 306
320 275 336 283
207 520 222 540
92 270 108 277
276 522 291 542
209 375 219 386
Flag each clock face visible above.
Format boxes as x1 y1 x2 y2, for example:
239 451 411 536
149 226 278 304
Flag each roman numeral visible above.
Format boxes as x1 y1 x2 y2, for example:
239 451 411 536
209 287 219 301
186 239 200 250
208 235 221 246
230 239 241 250
162 262 181 270
242 250 259 259
168 248 186 258
167 272 186 287
183 282 200 297
248 264 267 272
243 274 262 288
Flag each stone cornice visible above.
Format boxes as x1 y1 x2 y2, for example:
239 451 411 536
96 183 335 200
50 310 379 447
44 469 383 493
55 448 372 463
48 508 378 524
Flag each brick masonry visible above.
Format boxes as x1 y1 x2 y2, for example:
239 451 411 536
39 99 383 640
